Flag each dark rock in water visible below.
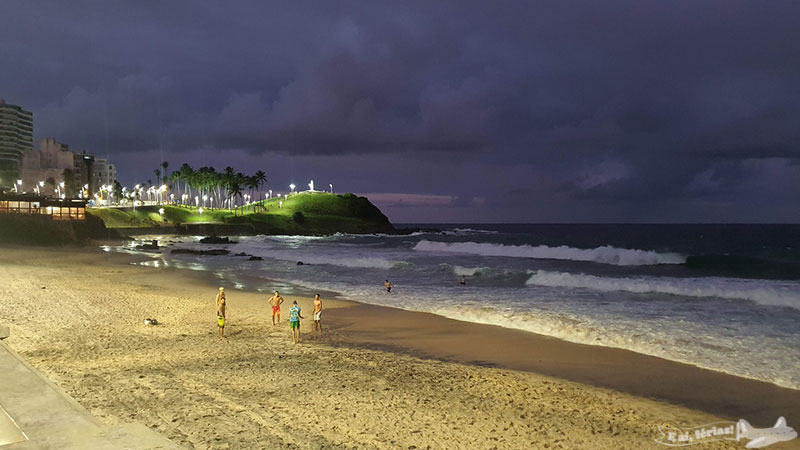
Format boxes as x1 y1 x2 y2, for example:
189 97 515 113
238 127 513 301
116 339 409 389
296 261 304 265
248 256 263 261
135 239 161 251
171 248 230 256
200 236 238 244
235 252 249 256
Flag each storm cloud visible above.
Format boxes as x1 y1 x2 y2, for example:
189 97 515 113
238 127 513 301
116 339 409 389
2 0 800 222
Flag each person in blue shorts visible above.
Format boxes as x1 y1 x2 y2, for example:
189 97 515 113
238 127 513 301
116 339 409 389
288 300 304 344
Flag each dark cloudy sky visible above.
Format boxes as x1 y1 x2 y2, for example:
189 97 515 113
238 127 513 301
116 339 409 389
3 1 800 222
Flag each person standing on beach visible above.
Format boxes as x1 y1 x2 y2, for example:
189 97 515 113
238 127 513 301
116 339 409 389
312 294 323 336
270 291 284 325
216 287 227 338
384 280 392 293
288 300 303 343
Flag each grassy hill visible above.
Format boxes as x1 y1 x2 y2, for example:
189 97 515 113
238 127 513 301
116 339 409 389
87 192 394 235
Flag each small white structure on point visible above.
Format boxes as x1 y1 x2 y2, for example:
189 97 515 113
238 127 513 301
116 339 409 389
308 180 314 191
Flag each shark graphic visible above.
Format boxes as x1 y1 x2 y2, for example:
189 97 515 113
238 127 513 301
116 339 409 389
738 417 797 448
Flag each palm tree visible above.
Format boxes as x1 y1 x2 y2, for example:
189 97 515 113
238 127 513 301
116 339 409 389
229 176 244 214
169 170 182 203
195 167 218 208
222 167 236 209
245 175 259 210
254 170 267 201
179 163 193 203
160 161 169 185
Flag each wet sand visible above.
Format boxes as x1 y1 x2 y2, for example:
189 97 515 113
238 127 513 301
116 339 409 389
0 246 797 449
326 304 800 426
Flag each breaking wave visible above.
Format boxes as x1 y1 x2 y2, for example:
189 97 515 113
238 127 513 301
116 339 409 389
414 240 685 266
526 270 800 310
452 265 489 276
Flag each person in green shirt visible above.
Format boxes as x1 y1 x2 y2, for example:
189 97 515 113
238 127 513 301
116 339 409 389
288 300 303 344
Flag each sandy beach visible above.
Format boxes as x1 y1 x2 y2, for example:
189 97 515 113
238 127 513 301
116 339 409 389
0 246 797 449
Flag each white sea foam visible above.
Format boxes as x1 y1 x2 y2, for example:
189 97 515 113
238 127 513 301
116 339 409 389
414 240 685 266
525 271 800 310
286 279 800 390
452 265 490 276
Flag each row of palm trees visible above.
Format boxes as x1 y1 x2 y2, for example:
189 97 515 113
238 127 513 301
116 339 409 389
163 162 268 211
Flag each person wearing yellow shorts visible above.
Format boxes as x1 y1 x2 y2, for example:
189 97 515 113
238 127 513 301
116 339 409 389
216 287 227 338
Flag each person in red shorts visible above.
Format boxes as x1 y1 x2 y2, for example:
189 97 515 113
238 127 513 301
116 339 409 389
269 290 284 325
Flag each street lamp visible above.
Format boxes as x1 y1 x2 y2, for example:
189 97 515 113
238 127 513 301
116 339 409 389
329 183 333 193
289 183 295 193
308 180 314 191
268 189 272 198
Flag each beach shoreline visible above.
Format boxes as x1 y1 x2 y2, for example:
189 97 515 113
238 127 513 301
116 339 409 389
1 244 797 449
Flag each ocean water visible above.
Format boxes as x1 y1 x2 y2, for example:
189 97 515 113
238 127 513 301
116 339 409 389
116 224 800 390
